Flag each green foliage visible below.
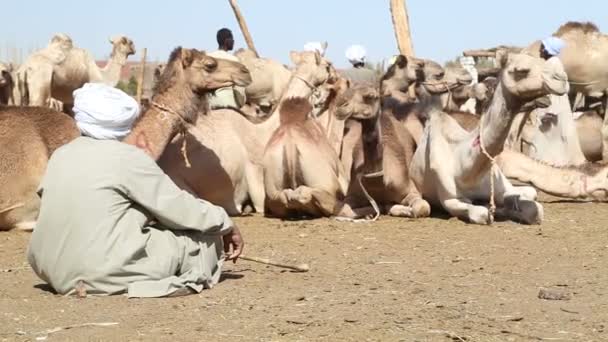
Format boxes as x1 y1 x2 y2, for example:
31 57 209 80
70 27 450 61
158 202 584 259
116 76 138 96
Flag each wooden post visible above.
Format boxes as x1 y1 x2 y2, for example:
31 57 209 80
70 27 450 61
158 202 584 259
390 0 416 98
136 48 147 104
390 0 414 56
228 0 259 57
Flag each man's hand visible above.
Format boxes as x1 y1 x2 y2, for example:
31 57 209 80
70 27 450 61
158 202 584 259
223 225 244 263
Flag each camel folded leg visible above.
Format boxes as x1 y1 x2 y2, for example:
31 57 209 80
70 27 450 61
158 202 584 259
289 186 340 217
264 189 291 218
493 171 543 225
245 164 265 214
602 91 608 161
0 193 40 231
441 198 489 225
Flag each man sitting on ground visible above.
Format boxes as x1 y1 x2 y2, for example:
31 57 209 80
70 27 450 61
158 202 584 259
27 83 244 298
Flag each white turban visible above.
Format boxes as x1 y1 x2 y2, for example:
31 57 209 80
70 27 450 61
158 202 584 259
303 41 326 56
541 37 565 56
346 45 367 65
73 83 140 140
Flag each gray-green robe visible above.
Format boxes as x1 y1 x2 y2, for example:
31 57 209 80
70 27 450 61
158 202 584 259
27 137 234 298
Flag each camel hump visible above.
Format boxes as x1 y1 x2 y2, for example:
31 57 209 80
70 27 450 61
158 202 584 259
279 97 313 125
554 21 600 36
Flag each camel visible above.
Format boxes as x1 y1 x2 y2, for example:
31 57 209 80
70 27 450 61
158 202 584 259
525 22 608 160
158 50 334 216
0 62 14 105
15 34 135 113
447 110 608 201
234 48 292 116
0 47 251 231
507 104 587 166
262 97 349 218
334 56 431 219
410 52 569 225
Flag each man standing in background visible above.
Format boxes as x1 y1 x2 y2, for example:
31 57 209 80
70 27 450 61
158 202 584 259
207 28 247 109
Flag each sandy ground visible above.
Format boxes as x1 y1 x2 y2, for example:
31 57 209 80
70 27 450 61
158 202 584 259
1 194 607 341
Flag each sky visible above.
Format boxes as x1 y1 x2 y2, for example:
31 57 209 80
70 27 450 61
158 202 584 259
0 1 605 68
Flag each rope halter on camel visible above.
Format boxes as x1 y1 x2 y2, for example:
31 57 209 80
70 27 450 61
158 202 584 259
150 101 192 168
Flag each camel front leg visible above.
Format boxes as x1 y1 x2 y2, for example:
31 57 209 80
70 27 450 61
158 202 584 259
245 164 265 214
602 91 608 161
493 171 543 225
290 186 341 217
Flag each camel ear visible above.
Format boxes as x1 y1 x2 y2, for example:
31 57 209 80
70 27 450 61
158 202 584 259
495 49 508 69
181 48 194 68
395 55 408 68
314 51 322 65
289 51 302 65
120 37 128 44
321 41 328 56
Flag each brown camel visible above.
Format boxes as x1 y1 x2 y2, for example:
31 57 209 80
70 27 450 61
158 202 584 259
0 47 251 231
263 97 349 218
337 56 430 219
158 50 333 216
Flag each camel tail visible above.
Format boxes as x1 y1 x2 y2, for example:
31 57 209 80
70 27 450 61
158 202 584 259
278 97 313 125
282 136 300 190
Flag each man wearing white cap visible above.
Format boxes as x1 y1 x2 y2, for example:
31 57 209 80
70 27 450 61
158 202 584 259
303 41 328 56
340 44 377 86
27 83 243 298
526 36 586 165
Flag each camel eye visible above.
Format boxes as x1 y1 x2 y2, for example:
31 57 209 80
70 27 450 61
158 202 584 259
203 59 217 71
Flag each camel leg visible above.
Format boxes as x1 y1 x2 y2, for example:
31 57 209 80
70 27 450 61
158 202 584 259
264 190 291 218
336 201 377 219
493 172 543 225
26 67 53 107
245 164 265 213
441 197 489 225
0 193 41 231
602 91 608 161
290 186 340 217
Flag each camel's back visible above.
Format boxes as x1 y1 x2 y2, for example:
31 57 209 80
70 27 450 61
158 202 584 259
0 106 80 153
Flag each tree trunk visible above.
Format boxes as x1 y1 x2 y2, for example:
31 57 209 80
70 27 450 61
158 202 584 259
389 0 414 56
228 0 259 57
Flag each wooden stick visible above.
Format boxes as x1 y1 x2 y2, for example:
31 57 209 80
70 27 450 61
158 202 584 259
136 47 147 104
228 0 259 57
239 255 310 272
389 0 414 56
463 49 497 58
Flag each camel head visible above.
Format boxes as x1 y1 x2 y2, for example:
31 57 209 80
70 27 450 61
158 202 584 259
156 47 252 97
289 50 335 87
0 62 13 87
334 83 380 121
109 36 136 59
498 52 568 104
48 33 73 53
380 55 424 99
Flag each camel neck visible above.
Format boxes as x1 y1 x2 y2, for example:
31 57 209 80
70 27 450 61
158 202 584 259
100 52 128 85
258 71 319 143
478 84 519 157
458 81 519 183
123 90 198 160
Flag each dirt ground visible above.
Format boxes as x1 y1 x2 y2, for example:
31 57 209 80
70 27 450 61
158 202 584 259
1 194 607 341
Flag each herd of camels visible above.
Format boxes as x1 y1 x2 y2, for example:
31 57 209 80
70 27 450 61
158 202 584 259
2 20 608 231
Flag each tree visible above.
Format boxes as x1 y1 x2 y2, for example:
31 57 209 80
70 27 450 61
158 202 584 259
116 76 138 96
